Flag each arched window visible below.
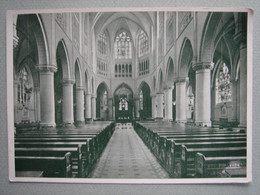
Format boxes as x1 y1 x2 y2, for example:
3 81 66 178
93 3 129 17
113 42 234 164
114 31 132 59
138 30 149 57
119 97 128 111
103 90 108 107
97 32 108 76
215 62 232 104
17 67 33 106
139 90 143 110
97 32 108 56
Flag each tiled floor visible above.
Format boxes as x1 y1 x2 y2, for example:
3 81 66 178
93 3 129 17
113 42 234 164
90 123 170 178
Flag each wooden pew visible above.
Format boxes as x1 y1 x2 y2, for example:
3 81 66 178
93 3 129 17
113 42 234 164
15 122 115 177
165 139 246 176
15 152 72 178
156 133 246 165
15 138 96 177
221 167 247 178
134 121 247 179
195 152 246 178
180 146 246 178
15 146 83 178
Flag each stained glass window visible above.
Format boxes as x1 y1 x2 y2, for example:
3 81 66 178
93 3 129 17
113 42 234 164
139 60 149 76
97 33 107 56
140 90 143 110
103 90 108 107
119 97 128 111
114 31 132 59
17 67 33 106
138 30 149 57
215 63 232 104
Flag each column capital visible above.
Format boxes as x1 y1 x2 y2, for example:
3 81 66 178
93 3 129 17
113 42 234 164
36 64 57 72
91 95 97 98
63 78 75 85
163 86 173 91
174 77 188 83
156 92 164 95
85 91 92 95
76 86 85 91
192 62 214 71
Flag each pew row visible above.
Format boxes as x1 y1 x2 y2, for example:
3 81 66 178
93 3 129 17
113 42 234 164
15 152 72 178
195 152 246 178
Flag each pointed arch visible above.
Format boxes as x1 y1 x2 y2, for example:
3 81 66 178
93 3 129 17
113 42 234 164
85 69 89 92
153 76 157 93
166 57 175 88
91 77 95 94
74 59 83 88
178 38 193 78
158 69 164 93
56 39 70 79
199 12 236 63
113 82 134 96
96 82 110 119
138 81 152 118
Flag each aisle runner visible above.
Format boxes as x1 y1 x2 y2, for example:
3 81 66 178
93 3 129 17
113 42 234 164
90 123 169 178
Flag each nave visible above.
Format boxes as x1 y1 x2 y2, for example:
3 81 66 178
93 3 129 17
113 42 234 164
14 120 246 179
90 123 169 178
12 10 248 180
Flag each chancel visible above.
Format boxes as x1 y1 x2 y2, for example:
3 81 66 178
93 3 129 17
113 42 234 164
12 10 248 179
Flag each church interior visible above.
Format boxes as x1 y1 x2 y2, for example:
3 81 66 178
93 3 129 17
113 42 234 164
12 11 248 179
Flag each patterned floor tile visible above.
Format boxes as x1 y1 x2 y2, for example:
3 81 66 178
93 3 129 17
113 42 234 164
90 123 169 178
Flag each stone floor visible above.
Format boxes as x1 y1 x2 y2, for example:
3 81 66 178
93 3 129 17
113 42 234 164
90 123 170 178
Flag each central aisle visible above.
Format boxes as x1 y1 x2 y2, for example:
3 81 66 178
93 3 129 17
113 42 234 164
90 123 170 178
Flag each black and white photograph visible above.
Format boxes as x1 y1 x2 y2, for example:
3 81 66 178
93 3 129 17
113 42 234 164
7 7 252 184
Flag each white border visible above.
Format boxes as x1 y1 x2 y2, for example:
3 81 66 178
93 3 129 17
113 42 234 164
7 7 253 184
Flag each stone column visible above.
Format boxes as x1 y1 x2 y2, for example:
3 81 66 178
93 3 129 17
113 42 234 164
37 65 57 127
34 87 41 122
108 97 113 120
134 96 140 118
151 94 157 119
175 78 187 123
85 92 92 122
164 87 173 121
230 79 238 123
156 93 164 119
192 62 214 127
91 95 96 120
76 87 85 124
234 13 247 128
238 45 247 128
62 79 75 126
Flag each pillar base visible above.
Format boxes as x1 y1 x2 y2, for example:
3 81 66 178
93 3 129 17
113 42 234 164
62 123 75 128
176 120 187 124
75 121 85 127
85 118 93 124
194 121 212 127
155 117 163 121
163 118 173 122
39 123 56 130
